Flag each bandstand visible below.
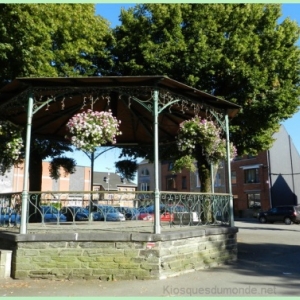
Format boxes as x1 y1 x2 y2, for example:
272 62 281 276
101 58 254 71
0 76 240 280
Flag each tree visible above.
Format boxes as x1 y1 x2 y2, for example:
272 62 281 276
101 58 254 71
0 121 24 175
0 3 114 174
113 4 300 191
115 159 138 181
0 3 114 87
173 117 236 192
0 4 114 221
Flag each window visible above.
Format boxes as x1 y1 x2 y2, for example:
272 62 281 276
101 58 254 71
233 156 243 161
167 177 176 190
141 168 149 176
168 162 174 171
140 183 150 191
244 168 259 183
214 173 221 187
231 171 237 184
196 173 201 188
247 193 261 208
182 176 187 189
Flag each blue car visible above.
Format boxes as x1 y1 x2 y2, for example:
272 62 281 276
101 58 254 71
0 207 21 227
60 206 101 221
39 205 67 223
90 205 125 221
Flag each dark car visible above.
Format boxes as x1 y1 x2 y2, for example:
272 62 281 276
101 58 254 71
258 205 300 225
60 206 90 221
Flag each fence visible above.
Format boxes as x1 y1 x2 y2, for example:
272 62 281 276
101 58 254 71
0 191 231 233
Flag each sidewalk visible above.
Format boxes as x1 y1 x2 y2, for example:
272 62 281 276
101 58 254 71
1 219 300 297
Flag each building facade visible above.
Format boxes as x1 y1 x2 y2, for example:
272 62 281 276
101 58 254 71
137 159 161 192
231 126 300 217
0 161 137 207
138 160 227 194
137 126 300 218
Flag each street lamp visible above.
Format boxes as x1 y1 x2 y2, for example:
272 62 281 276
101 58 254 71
103 168 111 205
103 168 111 191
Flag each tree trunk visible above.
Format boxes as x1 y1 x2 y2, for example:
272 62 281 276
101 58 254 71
28 152 43 222
196 151 213 223
195 152 211 193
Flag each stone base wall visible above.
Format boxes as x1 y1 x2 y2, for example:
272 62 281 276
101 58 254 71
0 227 238 280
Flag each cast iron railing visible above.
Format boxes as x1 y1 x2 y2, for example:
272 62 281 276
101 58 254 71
0 191 231 232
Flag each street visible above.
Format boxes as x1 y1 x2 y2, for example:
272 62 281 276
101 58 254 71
1 219 300 297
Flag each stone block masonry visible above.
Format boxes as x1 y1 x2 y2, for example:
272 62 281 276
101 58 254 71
0 226 238 280
0 249 12 278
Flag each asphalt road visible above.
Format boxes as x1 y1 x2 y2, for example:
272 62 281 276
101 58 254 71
1 219 300 297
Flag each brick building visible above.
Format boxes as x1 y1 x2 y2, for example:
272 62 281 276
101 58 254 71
137 125 300 218
0 161 136 196
232 126 300 217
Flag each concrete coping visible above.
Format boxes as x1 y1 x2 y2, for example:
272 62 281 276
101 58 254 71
0 226 238 242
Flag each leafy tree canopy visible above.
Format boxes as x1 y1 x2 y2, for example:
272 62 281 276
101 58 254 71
0 3 114 87
0 3 115 197
115 159 138 181
113 3 300 156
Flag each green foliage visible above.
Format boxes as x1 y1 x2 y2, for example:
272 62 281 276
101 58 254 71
0 121 23 174
0 3 114 191
28 139 75 191
49 156 76 180
115 159 138 181
173 117 236 175
114 3 300 192
0 3 114 86
113 3 300 156
173 156 196 174
176 117 233 162
31 139 73 159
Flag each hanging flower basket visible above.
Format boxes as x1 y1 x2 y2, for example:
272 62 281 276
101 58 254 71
174 116 237 171
66 109 122 152
0 121 23 174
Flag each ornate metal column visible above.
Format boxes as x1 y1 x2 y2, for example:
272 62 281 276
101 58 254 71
20 95 33 234
225 114 234 227
153 89 160 234
209 109 234 227
20 94 55 234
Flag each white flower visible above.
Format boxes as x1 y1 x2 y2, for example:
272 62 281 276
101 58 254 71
66 109 122 152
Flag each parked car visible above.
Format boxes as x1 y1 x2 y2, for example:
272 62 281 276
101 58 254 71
39 205 67 223
114 206 140 220
0 207 21 226
89 205 125 221
60 206 101 221
138 205 158 221
138 204 187 222
258 205 300 225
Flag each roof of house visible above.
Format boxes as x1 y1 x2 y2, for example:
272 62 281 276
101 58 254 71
93 171 137 191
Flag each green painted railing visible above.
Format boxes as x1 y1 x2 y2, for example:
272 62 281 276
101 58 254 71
0 191 231 233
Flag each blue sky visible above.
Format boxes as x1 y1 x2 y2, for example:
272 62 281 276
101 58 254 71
75 3 300 175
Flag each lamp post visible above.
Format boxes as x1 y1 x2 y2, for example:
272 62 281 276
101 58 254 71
104 167 111 192
104 168 111 205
